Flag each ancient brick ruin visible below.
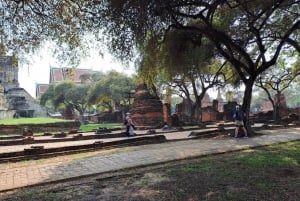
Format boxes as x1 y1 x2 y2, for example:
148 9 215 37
130 84 164 127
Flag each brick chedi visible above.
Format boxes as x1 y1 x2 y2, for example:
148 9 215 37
130 84 163 127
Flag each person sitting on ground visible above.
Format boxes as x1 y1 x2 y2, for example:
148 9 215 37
233 105 248 138
124 112 135 136
162 122 169 131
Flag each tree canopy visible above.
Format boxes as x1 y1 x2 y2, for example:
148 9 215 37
97 0 299 132
40 81 91 123
40 70 135 122
2 1 299 68
87 70 136 112
0 0 102 64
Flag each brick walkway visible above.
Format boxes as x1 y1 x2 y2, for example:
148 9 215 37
0 127 299 192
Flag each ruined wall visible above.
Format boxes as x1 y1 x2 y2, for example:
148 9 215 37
0 121 81 135
202 107 219 122
222 101 237 121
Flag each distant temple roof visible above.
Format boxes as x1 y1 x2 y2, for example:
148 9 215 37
36 83 49 98
49 67 96 83
36 67 99 97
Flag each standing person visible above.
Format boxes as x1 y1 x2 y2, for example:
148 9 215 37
124 112 135 136
233 105 248 138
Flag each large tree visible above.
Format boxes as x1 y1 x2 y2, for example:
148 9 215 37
138 30 233 122
40 81 91 123
94 0 300 134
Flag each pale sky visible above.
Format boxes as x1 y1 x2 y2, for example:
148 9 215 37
18 51 135 98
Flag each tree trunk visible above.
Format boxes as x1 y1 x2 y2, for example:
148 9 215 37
275 92 282 121
192 100 202 123
242 78 255 136
78 113 86 125
195 92 206 123
273 104 278 121
185 98 194 118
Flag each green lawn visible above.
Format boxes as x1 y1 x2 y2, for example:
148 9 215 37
0 117 122 133
0 117 74 125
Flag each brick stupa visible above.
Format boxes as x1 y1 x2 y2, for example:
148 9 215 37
130 84 163 127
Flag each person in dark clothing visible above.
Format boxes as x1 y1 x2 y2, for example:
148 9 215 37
233 105 248 138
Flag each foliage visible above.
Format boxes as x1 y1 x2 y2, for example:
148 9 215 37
79 71 106 83
0 0 109 65
40 71 136 117
251 82 300 111
250 89 267 112
255 57 300 119
285 84 300 108
87 70 136 112
40 81 74 109
40 81 91 123
97 1 299 66
66 84 91 114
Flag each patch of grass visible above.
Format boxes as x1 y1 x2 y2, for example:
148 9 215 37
235 151 299 168
79 123 121 132
0 118 122 135
234 141 300 168
5 191 59 201
156 141 300 201
0 117 73 125
0 134 10 138
181 161 213 173
222 192 240 201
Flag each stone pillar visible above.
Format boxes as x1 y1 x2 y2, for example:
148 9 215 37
223 101 237 121
163 88 172 125
163 103 172 125
212 99 218 111
275 93 287 117
0 85 9 110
